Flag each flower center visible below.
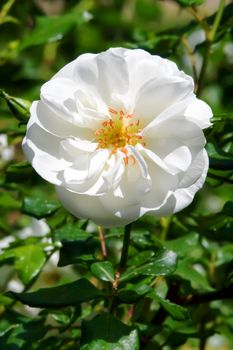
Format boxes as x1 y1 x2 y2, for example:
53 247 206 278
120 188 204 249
94 108 145 164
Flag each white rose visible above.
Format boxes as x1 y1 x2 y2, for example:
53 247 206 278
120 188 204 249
22 48 212 227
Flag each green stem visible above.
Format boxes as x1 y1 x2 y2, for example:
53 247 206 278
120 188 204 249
210 0 226 41
196 0 225 97
160 216 172 241
199 319 207 350
196 41 211 98
119 223 132 270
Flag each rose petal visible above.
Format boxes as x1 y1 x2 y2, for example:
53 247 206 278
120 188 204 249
163 145 192 173
30 101 93 140
22 123 69 185
56 186 136 227
133 76 194 127
184 98 212 129
173 149 209 212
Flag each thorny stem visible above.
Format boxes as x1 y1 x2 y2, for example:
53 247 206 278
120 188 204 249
97 226 107 259
119 223 132 271
195 0 226 97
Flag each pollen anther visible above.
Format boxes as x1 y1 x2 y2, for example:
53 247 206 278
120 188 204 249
95 108 145 164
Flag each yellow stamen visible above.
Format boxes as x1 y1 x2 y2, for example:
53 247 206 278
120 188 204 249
94 108 145 164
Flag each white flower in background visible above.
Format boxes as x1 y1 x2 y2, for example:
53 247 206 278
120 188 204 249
18 218 50 239
0 134 15 163
0 218 50 253
23 48 212 227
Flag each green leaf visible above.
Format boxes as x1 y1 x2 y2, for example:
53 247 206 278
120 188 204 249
117 279 152 303
6 279 105 308
46 207 69 229
165 332 195 347
222 201 233 218
211 113 233 123
53 224 92 242
175 0 204 6
90 261 115 282
131 228 154 248
81 330 139 350
0 319 49 349
6 161 33 183
128 250 155 266
49 308 80 325
0 191 21 209
196 208 233 242
0 244 46 285
20 11 92 50
175 258 214 292
150 292 190 321
207 143 233 170
58 240 96 266
164 233 200 257
81 313 139 350
0 294 12 306
14 245 46 285
22 196 61 219
120 249 177 282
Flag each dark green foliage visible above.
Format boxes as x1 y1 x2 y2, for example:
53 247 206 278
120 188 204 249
7 279 105 307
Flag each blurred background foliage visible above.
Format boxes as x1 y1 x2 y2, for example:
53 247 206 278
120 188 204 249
0 0 233 349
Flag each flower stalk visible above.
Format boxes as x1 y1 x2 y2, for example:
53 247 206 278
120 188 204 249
119 223 132 271
98 226 107 259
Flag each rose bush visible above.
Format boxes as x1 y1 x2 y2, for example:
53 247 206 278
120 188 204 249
23 48 212 227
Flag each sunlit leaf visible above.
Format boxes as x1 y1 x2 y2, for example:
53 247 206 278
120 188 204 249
22 197 61 219
90 261 115 282
81 313 139 350
53 224 92 242
20 11 92 50
120 249 177 282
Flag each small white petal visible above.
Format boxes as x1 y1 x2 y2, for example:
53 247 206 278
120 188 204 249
134 76 194 127
87 149 110 180
127 145 149 179
29 101 89 138
164 146 192 173
173 150 209 212
184 98 212 129
139 160 178 211
138 144 176 175
22 124 70 185
102 153 125 190
143 96 194 136
60 138 98 161
41 78 79 123
95 49 129 103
